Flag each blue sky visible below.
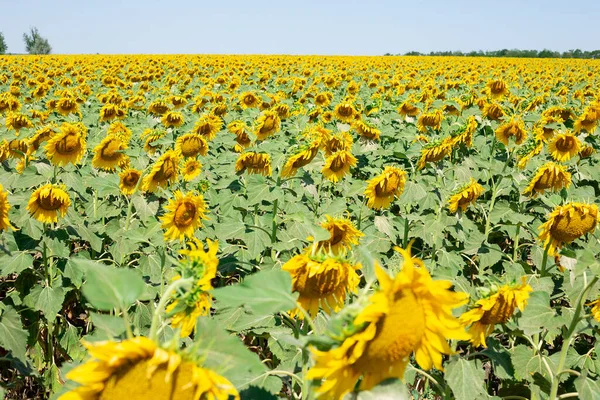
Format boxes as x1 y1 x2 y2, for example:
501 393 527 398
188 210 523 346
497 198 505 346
1 0 599 55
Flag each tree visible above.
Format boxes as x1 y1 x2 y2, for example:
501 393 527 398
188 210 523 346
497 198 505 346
23 27 52 55
0 32 7 54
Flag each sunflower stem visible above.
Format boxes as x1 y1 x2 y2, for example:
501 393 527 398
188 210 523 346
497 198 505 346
513 223 521 262
548 275 598 400
149 277 193 342
540 245 549 277
271 177 281 244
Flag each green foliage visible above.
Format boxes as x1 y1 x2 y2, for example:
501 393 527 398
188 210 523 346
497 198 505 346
23 27 52 55
0 32 7 54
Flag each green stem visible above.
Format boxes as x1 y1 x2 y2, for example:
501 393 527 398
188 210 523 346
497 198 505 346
513 223 521 262
484 178 498 241
271 177 281 244
149 278 193 341
548 276 598 400
540 245 549 277
403 216 410 248
122 306 134 339
124 196 134 231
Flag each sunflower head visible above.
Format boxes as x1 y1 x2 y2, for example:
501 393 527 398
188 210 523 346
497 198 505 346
364 166 407 210
161 110 185 128
175 133 209 158
281 140 320 178
142 150 180 192
193 114 222 141
321 150 357 182
416 109 443 132
307 245 468 398
92 135 129 171
0 184 15 232
59 336 239 400
26 184 71 224
119 168 142 196
160 191 208 242
235 152 272 176
333 103 357 122
44 122 87 167
486 79 509 98
523 162 571 197
254 111 281 140
548 132 581 162
417 140 451 170
353 119 381 141
495 118 527 146
447 178 485 214
539 202 599 256
315 215 364 254
182 158 202 181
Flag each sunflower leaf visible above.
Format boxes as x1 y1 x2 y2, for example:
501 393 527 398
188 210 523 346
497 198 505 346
0 305 29 363
445 358 488 400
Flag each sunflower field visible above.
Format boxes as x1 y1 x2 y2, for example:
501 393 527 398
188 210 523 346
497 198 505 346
0 55 600 400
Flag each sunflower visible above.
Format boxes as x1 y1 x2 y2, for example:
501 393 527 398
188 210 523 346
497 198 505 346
486 79 509 98
281 141 320 178
353 119 380 141
447 179 485 214
539 203 599 256
56 97 79 116
167 239 218 336
99 103 127 122
548 132 581 162
495 118 527 146
282 251 360 318
182 159 202 181
107 121 133 142
315 215 364 254
516 139 544 169
307 245 468 398
227 120 252 151
5 112 33 131
27 184 71 224
0 184 14 231
254 111 281 140
322 150 357 182
142 150 180 192
482 103 505 121
416 110 443 132
160 191 208 242
417 140 451 170
193 114 222 141
235 152 272 176
573 106 599 134
523 163 571 197
397 100 420 117
28 125 57 152
579 145 595 159
333 103 357 122
239 91 260 109
119 168 142 196
322 131 352 157
588 298 600 323
460 279 532 347
92 135 128 171
161 110 185 128
147 99 170 115
45 122 87 167
175 133 209 158
58 337 239 400
364 166 407 210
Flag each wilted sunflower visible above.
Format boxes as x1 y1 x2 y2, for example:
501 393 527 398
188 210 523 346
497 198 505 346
316 215 364 254
92 135 128 171
227 120 252 152
448 179 485 213
417 140 451 170
333 103 357 122
573 106 599 134
307 245 468 399
482 103 505 121
579 144 595 159
175 133 209 158
461 279 532 347
27 184 71 224
160 191 208 241
523 163 571 197
28 124 56 152
99 103 127 122
282 251 361 318
322 131 352 156
548 132 581 162
56 97 79 116
182 158 202 181
167 239 219 336
119 168 142 195
322 150 357 182
539 202 599 256
281 140 320 178
486 79 509 98
147 99 170 115
235 152 272 176
353 119 380 141
364 166 407 210
416 110 443 132
397 100 420 117
446 116 478 148
254 110 281 140
107 121 133 142
161 110 185 128
59 337 239 400
193 114 222 141
142 150 180 192
5 112 34 132
495 118 527 146
0 184 14 231
45 122 87 167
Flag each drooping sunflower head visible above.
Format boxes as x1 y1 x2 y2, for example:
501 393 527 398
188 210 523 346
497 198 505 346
281 140 320 178
321 150 357 182
148 99 170 115
56 96 79 116
447 178 485 214
548 131 581 162
523 162 571 197
417 140 451 170
160 190 208 242
333 103 357 122
92 134 128 171
193 114 222 141
27 124 56 153
322 131 352 157
579 144 596 159
44 122 87 167
307 245 468 398
316 215 364 254
119 168 142 196
142 150 180 192
486 79 509 98
107 120 133 142
26 184 71 224
588 298 600 323
99 103 127 122
364 166 407 210
460 278 532 347
59 336 239 400
482 102 505 121
539 202 599 256
182 158 202 181
397 99 420 117
161 110 185 128
0 184 14 232
573 106 600 133
5 112 34 132
353 119 381 141
175 133 209 158
282 251 361 318
416 109 443 132
495 118 527 146
254 110 281 140
235 152 272 176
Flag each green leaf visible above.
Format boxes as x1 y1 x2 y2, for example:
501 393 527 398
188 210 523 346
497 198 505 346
79 260 145 311
575 371 600 400
213 269 298 316
239 386 278 400
518 291 556 335
0 306 29 362
0 251 33 276
24 285 66 320
89 312 127 338
354 378 410 399
445 358 488 400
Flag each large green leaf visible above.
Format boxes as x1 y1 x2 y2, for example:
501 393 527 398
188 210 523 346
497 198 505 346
0 306 29 362
445 358 488 400
24 285 66 320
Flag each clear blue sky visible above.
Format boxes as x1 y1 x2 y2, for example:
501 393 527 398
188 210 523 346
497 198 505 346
1 0 599 55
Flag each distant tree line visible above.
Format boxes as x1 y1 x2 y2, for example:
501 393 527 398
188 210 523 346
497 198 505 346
384 49 600 59
0 27 52 55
